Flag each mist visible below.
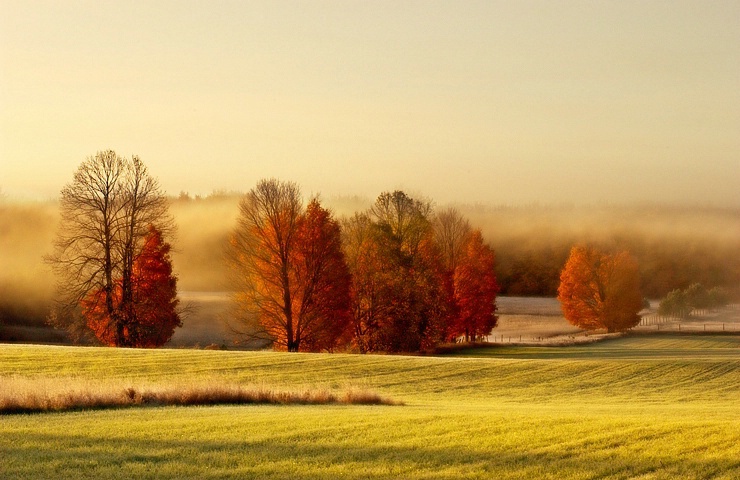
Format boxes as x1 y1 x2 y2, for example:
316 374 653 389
2 194 739 339
0 200 58 332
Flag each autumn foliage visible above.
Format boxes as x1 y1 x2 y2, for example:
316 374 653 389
230 180 351 352
341 192 448 352
233 183 502 353
449 230 499 342
292 200 353 352
557 245 642 333
341 194 500 352
81 226 181 347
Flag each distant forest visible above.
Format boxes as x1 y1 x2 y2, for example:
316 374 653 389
169 194 740 299
1 195 739 329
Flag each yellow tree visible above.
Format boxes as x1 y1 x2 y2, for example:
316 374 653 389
557 245 642 333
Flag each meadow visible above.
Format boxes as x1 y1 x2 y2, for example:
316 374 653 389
2 334 739 479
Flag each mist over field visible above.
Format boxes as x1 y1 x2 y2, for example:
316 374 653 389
170 194 740 296
1 193 739 342
0 201 57 329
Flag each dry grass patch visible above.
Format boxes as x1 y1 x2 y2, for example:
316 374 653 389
0 376 402 414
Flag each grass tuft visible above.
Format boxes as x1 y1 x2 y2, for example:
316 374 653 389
0 377 401 414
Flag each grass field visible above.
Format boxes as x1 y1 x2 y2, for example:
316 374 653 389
2 334 740 479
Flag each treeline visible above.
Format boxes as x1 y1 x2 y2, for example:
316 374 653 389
2 173 740 344
171 196 740 299
658 283 731 318
494 237 740 299
468 205 740 298
228 181 498 353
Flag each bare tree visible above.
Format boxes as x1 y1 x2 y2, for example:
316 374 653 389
370 191 433 256
228 179 303 351
432 207 472 272
117 156 171 340
46 151 174 344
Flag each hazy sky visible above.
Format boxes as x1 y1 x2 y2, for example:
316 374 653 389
1 1 738 206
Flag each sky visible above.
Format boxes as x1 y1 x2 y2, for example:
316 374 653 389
1 0 739 206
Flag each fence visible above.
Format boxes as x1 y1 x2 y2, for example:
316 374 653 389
639 315 671 326
637 322 737 333
481 334 584 344
639 304 739 330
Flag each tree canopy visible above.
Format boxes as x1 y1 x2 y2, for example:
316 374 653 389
341 192 500 352
557 245 642 333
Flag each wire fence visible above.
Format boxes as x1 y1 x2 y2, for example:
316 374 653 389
638 304 740 332
637 321 738 332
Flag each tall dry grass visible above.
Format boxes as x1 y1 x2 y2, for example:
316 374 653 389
0 376 402 414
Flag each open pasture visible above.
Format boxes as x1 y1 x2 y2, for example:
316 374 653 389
2 335 740 479
492 296 584 343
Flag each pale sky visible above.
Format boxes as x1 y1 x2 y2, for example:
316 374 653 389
1 0 739 206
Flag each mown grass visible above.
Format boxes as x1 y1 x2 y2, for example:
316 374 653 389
1 334 740 479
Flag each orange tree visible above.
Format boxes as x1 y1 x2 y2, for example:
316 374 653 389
229 179 351 352
557 245 642 333
433 208 499 342
292 200 352 352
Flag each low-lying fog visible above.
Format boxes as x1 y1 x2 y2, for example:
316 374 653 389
2 194 739 343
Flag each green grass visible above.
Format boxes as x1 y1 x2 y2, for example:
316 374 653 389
2 334 740 479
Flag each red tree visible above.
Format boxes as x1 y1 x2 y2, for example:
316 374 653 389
292 200 353 352
450 230 499 342
81 226 180 347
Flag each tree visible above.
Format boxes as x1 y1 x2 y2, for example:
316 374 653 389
557 245 642 333
658 289 690 318
343 191 449 353
125 226 181 346
47 151 176 345
341 213 391 353
684 283 710 313
707 286 730 309
433 207 472 273
229 179 351 352
81 226 180 347
658 284 729 317
292 200 352 352
432 209 499 342
449 230 499 342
